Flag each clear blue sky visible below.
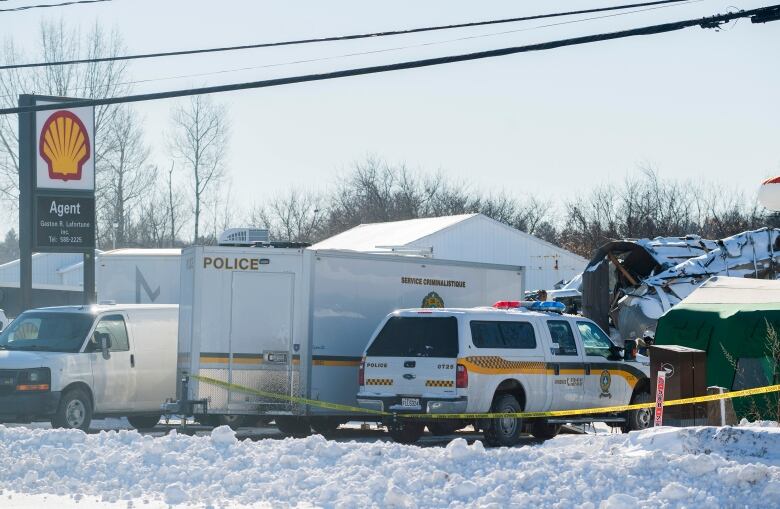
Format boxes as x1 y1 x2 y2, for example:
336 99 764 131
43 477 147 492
2 0 779 235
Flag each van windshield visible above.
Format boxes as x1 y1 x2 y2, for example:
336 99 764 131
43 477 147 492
0 312 94 353
367 316 458 358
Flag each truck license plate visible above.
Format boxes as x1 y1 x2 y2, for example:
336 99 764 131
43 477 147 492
401 397 420 407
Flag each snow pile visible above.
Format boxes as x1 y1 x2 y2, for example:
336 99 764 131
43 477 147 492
0 425 779 508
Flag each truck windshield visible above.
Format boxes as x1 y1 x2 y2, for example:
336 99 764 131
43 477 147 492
0 312 94 353
367 316 458 358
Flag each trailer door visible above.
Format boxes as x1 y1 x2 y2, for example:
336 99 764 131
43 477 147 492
229 271 295 411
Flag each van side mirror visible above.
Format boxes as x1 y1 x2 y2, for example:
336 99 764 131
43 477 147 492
97 332 111 358
550 342 560 355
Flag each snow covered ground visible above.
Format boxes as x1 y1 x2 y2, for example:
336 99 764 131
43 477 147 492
0 423 779 508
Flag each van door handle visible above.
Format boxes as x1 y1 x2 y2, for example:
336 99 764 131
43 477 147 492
130 354 135 368
553 364 560 376
585 364 591 375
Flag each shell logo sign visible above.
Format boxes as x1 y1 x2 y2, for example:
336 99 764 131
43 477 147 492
39 110 90 181
35 106 94 191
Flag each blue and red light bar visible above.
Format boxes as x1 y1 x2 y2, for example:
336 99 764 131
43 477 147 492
493 300 566 313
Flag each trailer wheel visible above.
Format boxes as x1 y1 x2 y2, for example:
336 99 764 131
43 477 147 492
310 417 342 436
388 420 424 444
127 414 161 430
275 416 311 437
530 420 561 440
482 394 523 447
51 388 92 432
622 391 652 432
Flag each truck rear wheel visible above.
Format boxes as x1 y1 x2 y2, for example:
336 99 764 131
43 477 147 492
623 391 652 432
51 388 92 432
483 394 523 447
127 414 161 430
530 420 561 440
388 420 424 444
275 416 311 437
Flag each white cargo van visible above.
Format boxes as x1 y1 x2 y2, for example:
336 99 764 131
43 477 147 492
173 245 524 435
0 304 178 431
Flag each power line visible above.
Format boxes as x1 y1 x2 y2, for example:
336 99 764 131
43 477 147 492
0 0 111 12
0 0 702 100
0 0 694 70
3 4 778 116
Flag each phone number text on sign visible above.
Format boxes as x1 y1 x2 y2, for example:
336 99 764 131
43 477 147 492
35 195 95 251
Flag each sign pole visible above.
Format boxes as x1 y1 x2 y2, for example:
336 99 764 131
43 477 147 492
19 94 96 310
18 94 35 313
84 250 95 304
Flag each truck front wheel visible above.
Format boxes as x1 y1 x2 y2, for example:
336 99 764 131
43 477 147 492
483 394 523 447
622 391 652 432
51 388 92 432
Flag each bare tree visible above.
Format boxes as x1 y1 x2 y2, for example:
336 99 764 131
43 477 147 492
558 166 769 258
250 189 326 242
99 106 153 247
169 96 229 243
0 20 129 211
164 162 186 247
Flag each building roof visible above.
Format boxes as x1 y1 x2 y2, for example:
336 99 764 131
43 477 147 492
311 214 477 252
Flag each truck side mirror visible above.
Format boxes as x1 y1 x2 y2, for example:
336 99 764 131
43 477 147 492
622 339 636 361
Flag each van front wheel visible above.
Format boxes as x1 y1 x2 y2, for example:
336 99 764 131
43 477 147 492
483 394 523 447
127 414 161 430
52 388 92 432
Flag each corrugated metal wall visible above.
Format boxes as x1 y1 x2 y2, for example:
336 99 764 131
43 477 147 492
408 215 586 291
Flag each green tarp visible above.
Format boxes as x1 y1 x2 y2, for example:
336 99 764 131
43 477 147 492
656 302 780 420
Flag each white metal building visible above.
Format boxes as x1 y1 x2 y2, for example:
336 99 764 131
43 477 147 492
312 213 587 290
0 248 180 299
0 251 95 290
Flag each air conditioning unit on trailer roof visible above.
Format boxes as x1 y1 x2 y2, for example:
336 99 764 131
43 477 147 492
218 228 270 246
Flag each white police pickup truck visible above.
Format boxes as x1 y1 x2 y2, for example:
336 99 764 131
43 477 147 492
357 301 652 446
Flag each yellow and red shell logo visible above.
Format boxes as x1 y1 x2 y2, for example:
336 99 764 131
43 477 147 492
39 110 91 181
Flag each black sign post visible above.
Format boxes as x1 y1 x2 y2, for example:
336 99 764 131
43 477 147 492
18 94 96 311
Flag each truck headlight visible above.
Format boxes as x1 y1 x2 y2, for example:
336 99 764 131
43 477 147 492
16 368 51 391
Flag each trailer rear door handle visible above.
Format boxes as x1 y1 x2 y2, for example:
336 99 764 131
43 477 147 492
130 354 135 368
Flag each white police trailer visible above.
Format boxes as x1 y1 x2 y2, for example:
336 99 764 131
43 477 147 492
171 244 524 435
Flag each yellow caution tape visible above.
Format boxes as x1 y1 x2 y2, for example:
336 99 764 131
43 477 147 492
190 374 780 421
189 374 386 416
